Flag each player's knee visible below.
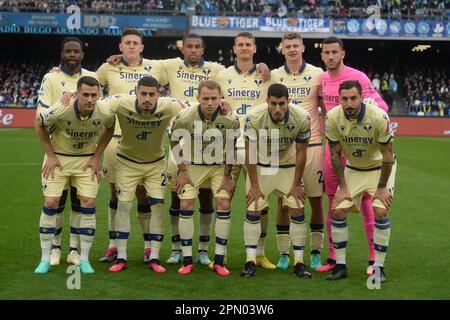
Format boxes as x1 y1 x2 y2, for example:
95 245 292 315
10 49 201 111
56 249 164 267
44 197 60 209
79 197 96 208
180 199 195 210
289 208 304 218
198 188 213 208
215 197 230 211
373 207 388 220
332 209 347 220
171 192 180 209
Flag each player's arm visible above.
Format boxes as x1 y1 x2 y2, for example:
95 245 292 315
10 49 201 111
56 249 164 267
256 63 271 82
35 107 62 179
287 140 308 208
373 141 394 209
83 115 115 182
373 113 395 208
329 140 352 208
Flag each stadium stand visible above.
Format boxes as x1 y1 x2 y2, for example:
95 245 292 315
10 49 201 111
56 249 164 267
0 0 449 18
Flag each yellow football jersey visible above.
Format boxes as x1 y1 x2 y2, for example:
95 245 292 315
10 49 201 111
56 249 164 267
103 95 184 163
215 64 270 120
96 58 164 136
160 58 225 106
271 62 323 144
325 103 394 170
244 103 311 166
37 66 98 115
171 104 240 165
39 99 115 156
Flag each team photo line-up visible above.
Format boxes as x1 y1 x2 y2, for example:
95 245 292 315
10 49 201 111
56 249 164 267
33 28 396 284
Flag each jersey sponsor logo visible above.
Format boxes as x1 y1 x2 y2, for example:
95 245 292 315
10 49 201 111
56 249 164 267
236 103 251 115
73 141 88 149
183 86 197 97
227 88 261 99
287 87 311 96
119 72 150 81
65 128 98 139
343 135 373 145
126 116 163 129
352 148 366 157
176 69 209 82
136 131 153 140
323 94 340 104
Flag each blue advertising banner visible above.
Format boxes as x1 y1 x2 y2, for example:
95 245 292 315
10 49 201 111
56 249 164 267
190 15 331 33
0 12 185 35
333 18 449 38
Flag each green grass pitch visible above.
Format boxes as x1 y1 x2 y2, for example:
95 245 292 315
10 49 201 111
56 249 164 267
0 128 449 300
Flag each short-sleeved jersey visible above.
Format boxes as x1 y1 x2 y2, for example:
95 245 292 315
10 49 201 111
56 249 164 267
37 66 98 114
244 103 311 166
171 104 240 165
40 99 115 156
325 103 394 170
103 95 184 163
321 65 388 113
271 62 323 144
96 58 164 136
215 64 270 121
160 58 225 106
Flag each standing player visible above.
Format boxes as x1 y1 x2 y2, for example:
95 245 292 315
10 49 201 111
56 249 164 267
318 36 389 274
170 80 239 276
102 77 184 273
271 32 325 270
37 37 98 267
96 28 165 264
215 32 274 270
241 83 312 278
160 34 225 266
325 80 396 282
34 76 115 274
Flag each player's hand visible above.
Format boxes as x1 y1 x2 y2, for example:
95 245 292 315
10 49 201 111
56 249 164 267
246 185 265 211
217 175 235 198
332 186 352 209
373 188 393 209
286 184 305 209
82 157 102 182
107 54 122 66
363 97 378 107
60 92 76 107
256 63 271 82
42 155 63 180
219 99 232 115
49 66 61 73
176 171 194 196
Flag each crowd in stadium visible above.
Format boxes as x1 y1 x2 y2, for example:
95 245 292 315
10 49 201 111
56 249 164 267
1 0 449 17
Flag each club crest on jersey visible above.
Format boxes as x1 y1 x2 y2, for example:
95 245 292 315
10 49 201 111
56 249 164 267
254 79 262 86
279 77 284 83
215 124 225 130
228 79 232 84
155 113 164 119
92 120 101 127
42 183 47 192
303 75 312 82
286 124 295 132
66 120 72 126
61 81 65 87
340 125 345 131
144 65 152 72
157 235 163 241
128 111 133 116
363 124 373 133
202 69 211 77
